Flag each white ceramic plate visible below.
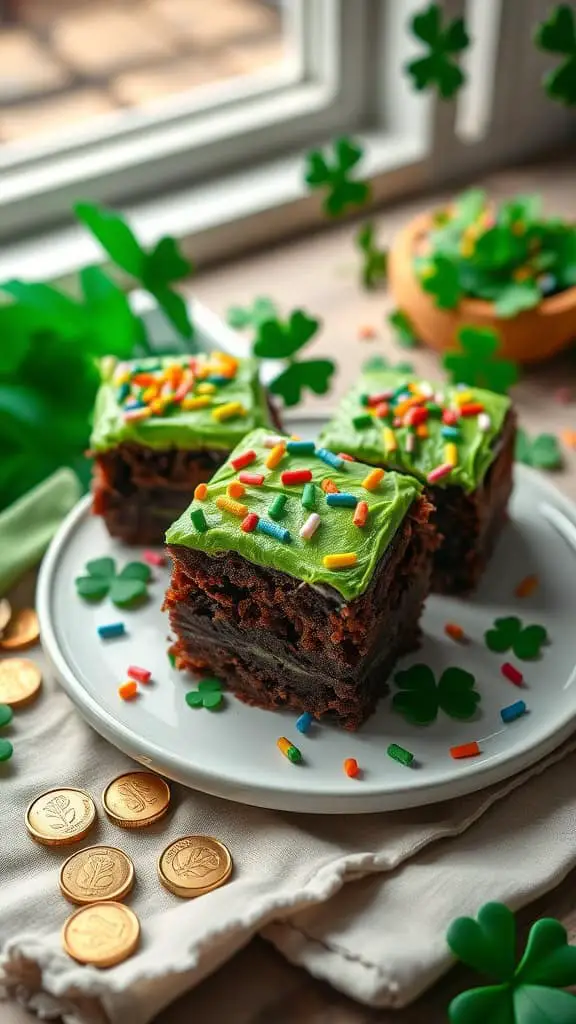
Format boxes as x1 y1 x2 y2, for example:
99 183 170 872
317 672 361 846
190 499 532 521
37 415 576 813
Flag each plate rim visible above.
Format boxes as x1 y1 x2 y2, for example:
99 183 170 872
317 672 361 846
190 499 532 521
37 453 576 814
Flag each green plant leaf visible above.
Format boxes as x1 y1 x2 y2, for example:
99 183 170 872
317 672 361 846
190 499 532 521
406 3 470 98
516 920 576 987
0 305 33 373
150 285 194 342
534 5 576 106
145 236 192 287
449 985 515 1024
513 986 576 1023
447 902 517 980
420 254 462 308
495 281 541 318
453 188 487 226
74 202 144 277
269 359 335 407
473 226 525 270
79 266 142 357
388 309 419 347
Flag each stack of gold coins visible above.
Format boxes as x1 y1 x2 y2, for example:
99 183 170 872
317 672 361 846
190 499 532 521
0 607 40 650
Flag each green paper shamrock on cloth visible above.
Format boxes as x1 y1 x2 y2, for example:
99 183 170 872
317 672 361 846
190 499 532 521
534 5 576 107
406 2 470 99
74 203 195 341
362 355 415 374
185 678 224 710
516 429 564 470
485 617 548 660
355 222 387 290
393 664 480 725
420 254 463 309
443 325 519 395
253 309 335 407
304 136 370 217
226 297 279 330
75 557 152 607
447 902 576 1024
387 309 420 349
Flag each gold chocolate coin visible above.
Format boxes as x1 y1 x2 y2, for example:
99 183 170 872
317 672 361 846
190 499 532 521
0 608 40 650
102 771 171 828
0 658 42 708
157 835 232 898
26 787 96 846
59 846 135 905
62 901 140 967
0 598 11 636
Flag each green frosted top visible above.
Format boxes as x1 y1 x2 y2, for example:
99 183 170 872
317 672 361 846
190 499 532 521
166 427 422 601
318 370 511 493
90 353 272 452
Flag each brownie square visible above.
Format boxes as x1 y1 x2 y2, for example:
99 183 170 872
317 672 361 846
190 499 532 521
90 353 276 545
164 428 436 729
318 369 515 594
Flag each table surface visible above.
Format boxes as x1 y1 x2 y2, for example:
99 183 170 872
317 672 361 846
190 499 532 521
6 154 576 1024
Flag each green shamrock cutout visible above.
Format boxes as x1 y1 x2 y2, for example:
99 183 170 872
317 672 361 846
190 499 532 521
443 325 519 395
534 5 576 107
420 254 462 309
185 678 223 710
75 557 151 607
388 309 420 348
447 902 576 1024
516 429 563 470
485 617 548 660
304 136 370 217
406 3 470 99
227 297 279 330
362 355 415 374
392 664 480 725
356 222 387 289
268 359 335 408
252 309 335 407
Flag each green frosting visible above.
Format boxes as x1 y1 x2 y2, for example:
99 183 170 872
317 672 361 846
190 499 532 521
166 428 422 601
319 370 511 493
90 354 272 452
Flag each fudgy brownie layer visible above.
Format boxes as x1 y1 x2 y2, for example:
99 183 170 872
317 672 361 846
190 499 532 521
165 496 436 729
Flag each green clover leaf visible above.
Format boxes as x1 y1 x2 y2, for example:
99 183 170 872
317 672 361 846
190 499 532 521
227 297 279 330
304 136 370 217
534 5 576 107
185 678 224 710
495 281 541 318
484 616 548 660
448 903 576 1024
419 254 462 309
406 3 470 99
269 359 335 407
253 310 320 360
75 558 151 607
443 325 519 395
356 222 387 289
392 663 480 725
387 309 419 348
515 429 564 470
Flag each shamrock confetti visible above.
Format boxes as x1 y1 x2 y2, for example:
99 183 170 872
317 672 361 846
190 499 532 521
534 5 576 107
304 136 370 217
406 3 470 99
392 664 480 725
227 297 279 330
515 429 564 470
443 326 519 395
252 310 335 407
420 254 462 309
74 203 195 341
355 222 387 289
387 309 420 348
447 902 576 1024
185 678 224 710
75 557 152 607
485 616 548 660
362 355 415 374
268 360 335 407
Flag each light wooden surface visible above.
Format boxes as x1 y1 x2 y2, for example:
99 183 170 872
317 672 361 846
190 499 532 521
5 155 576 1024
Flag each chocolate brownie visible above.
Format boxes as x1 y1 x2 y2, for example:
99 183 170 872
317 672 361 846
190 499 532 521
164 428 436 729
318 369 515 594
90 352 276 545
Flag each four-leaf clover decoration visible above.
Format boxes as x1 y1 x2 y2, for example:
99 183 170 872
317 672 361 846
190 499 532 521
392 664 480 725
185 678 224 710
443 325 519 395
516 429 564 470
355 222 388 289
447 902 576 1024
75 557 152 607
252 309 335 407
304 136 371 217
406 3 470 99
485 617 548 660
534 5 576 107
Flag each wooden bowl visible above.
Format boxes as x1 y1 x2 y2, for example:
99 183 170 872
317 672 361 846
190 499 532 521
387 212 576 364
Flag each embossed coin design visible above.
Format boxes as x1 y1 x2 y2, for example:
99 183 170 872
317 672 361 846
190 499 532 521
0 659 42 708
26 787 96 846
60 846 135 905
0 598 11 636
102 771 171 828
62 901 140 967
0 608 40 650
158 835 233 898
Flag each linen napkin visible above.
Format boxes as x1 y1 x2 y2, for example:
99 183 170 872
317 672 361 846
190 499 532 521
2 600 576 1024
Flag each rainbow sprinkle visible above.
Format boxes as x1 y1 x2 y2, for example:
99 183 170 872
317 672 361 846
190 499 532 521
300 512 320 540
216 495 248 518
323 553 357 569
362 468 385 491
257 519 291 543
